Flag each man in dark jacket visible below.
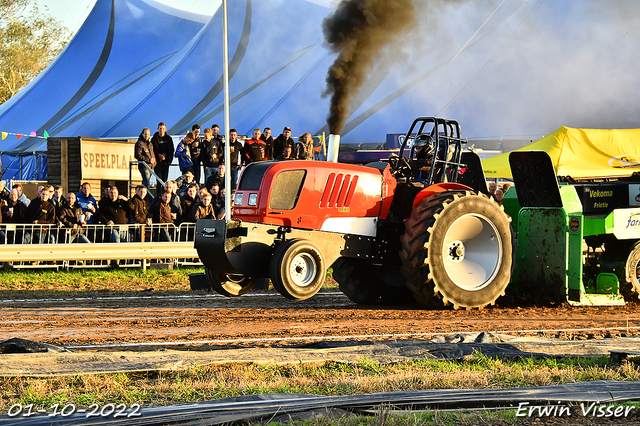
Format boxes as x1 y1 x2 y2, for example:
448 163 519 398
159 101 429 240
2 188 27 224
130 185 151 242
260 127 274 159
135 128 157 191
150 191 173 242
202 126 222 184
273 126 295 158
221 129 243 191
57 192 90 243
95 186 134 243
151 122 174 186
25 185 56 243
242 128 268 165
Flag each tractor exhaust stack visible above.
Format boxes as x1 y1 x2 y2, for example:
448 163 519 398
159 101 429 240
327 134 340 162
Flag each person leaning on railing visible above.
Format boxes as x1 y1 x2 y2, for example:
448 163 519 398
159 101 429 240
57 192 90 243
180 184 199 223
129 185 152 242
150 191 173 242
95 186 134 243
25 185 56 244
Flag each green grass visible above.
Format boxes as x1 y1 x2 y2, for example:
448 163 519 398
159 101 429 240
0 267 339 298
2 353 639 417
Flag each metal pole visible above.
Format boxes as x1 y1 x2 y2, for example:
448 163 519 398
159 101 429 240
222 0 232 221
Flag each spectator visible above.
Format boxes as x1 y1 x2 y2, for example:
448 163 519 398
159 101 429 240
260 127 274 159
134 127 157 191
0 181 10 203
494 189 504 205
177 171 196 197
76 182 98 224
150 191 173 242
2 188 27 224
181 184 199 223
151 122 174 184
209 183 223 216
95 186 133 243
130 185 151 225
205 163 226 192
294 132 314 160
150 180 182 224
175 132 195 175
216 188 233 220
58 192 90 243
488 181 497 199
25 185 56 244
130 185 151 242
13 183 30 207
191 124 203 184
502 182 513 195
194 192 216 220
242 128 268 165
51 185 65 211
221 129 242 191
275 145 293 161
273 126 295 158
202 126 222 184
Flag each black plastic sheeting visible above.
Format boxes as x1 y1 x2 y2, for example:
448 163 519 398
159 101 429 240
0 338 69 354
4 380 640 425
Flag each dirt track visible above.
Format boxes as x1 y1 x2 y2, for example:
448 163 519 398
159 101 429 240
2 290 640 349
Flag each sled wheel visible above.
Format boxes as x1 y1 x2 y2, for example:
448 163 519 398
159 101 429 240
205 267 256 297
332 257 415 305
624 242 640 299
270 239 325 300
399 190 514 309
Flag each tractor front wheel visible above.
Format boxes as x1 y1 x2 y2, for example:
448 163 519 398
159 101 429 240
205 268 256 297
400 190 514 309
270 239 326 300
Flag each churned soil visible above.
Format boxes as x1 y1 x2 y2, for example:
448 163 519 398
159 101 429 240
0 288 639 348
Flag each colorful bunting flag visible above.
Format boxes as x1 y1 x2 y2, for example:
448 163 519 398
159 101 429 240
16 134 22 139
1 132 6 140
43 130 49 138
30 129 36 137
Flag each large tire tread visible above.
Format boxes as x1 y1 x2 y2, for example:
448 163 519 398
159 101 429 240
400 190 513 310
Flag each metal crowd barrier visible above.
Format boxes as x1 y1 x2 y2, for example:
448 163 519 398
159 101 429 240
0 223 201 270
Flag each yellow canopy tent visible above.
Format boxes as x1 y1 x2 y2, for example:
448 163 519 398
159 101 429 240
481 127 640 179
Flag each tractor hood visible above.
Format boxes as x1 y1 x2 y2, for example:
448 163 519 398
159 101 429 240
482 127 640 179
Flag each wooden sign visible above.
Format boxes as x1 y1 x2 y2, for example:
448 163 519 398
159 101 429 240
81 140 136 180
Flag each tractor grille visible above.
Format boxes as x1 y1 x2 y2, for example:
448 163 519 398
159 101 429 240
320 173 359 208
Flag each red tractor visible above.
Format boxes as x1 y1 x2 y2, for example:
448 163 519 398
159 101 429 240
195 117 515 309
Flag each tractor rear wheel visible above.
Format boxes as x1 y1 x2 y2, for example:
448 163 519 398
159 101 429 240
400 190 514 309
270 239 326 300
332 258 414 305
624 242 640 299
205 268 256 297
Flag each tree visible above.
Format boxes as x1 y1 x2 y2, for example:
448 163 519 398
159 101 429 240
0 0 70 104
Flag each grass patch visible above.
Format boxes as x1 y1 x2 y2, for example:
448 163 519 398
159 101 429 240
0 267 338 298
2 354 639 417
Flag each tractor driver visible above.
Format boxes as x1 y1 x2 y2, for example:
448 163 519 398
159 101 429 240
411 134 435 182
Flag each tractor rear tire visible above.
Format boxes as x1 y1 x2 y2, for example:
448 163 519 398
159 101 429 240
270 239 326 300
624 242 640 299
205 268 256 297
400 190 514 309
332 258 415 306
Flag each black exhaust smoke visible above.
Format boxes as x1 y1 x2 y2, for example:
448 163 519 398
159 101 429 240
322 0 416 135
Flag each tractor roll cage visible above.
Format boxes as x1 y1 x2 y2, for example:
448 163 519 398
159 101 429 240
399 117 467 185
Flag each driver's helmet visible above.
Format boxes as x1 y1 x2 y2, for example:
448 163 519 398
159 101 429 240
414 134 434 159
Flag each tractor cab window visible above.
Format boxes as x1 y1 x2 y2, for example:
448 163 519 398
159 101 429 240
238 162 273 190
269 170 306 210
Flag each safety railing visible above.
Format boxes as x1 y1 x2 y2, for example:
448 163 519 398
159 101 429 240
0 223 200 270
